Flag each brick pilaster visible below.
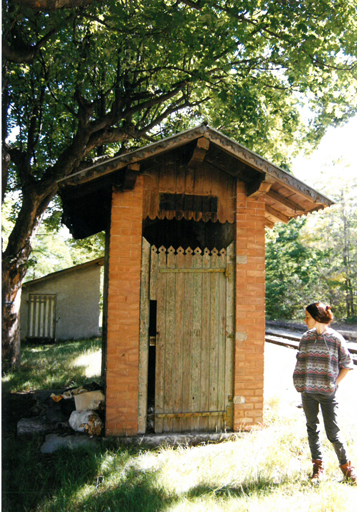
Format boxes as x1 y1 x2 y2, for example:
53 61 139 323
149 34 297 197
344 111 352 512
234 182 266 429
105 177 143 436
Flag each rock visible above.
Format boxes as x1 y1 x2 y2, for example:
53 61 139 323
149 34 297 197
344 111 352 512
41 433 100 454
17 417 55 436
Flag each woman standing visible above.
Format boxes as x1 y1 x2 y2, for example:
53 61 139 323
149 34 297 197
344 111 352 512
293 302 356 484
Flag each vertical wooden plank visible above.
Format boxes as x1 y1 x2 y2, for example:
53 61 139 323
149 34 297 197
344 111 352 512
39 297 45 337
43 298 48 338
191 247 203 431
217 248 227 431
28 296 34 337
181 247 194 432
34 296 39 337
143 172 159 221
192 165 204 221
200 248 211 431
150 245 158 301
155 246 167 433
50 296 56 340
138 238 151 434
176 165 186 222
173 247 186 431
163 246 176 432
209 248 219 431
225 242 235 430
184 166 195 220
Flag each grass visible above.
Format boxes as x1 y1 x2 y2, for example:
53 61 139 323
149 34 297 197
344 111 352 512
2 337 102 393
2 339 357 512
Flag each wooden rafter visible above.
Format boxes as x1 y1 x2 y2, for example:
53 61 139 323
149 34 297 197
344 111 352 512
265 205 290 224
265 219 275 229
187 137 210 169
266 189 305 213
246 173 275 198
123 163 140 190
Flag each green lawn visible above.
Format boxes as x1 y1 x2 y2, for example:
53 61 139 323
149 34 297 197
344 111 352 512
2 340 357 512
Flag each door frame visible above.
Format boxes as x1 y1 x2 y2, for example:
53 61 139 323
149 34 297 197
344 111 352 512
138 238 235 434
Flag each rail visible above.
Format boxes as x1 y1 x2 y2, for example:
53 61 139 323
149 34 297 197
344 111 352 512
265 331 357 365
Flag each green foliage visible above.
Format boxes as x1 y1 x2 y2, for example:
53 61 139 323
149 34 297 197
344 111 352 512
300 174 357 320
265 218 320 319
266 173 357 321
3 0 357 186
3 0 357 365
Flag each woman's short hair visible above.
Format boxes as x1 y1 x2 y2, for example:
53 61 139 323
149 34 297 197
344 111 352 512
306 302 334 324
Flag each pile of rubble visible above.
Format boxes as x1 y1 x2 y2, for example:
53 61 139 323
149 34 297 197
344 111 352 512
14 383 105 453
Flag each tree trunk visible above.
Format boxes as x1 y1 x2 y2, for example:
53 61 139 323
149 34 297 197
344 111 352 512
2 179 57 369
2 241 31 369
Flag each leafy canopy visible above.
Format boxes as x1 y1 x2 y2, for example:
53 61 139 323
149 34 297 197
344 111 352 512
3 0 357 193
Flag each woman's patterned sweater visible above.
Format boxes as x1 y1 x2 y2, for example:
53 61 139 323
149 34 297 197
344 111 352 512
293 328 354 395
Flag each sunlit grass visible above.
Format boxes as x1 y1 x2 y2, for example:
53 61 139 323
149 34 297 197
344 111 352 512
2 337 102 393
2 340 357 511
71 349 102 379
3 399 356 512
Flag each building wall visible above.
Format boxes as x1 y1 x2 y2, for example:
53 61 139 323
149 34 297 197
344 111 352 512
104 177 266 435
234 182 266 428
20 264 101 341
105 177 144 436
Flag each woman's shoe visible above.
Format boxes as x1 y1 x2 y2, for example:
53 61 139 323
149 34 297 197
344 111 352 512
340 461 357 484
311 460 325 482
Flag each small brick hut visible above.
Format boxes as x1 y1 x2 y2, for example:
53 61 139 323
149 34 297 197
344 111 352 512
58 125 333 436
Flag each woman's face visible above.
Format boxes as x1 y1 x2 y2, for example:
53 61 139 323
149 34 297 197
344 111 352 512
304 310 316 330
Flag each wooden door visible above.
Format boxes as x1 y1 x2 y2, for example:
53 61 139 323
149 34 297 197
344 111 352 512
28 294 56 342
142 241 234 434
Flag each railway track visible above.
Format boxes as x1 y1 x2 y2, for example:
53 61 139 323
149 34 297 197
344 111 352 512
265 331 357 365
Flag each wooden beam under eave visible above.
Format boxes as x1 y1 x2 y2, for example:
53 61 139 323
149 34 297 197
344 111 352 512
266 189 305 214
246 174 275 198
265 218 275 229
265 205 290 224
123 163 140 190
188 137 210 169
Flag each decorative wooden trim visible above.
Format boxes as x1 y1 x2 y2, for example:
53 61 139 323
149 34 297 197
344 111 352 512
57 125 334 212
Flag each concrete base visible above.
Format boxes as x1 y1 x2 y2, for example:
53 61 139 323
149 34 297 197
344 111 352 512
41 433 100 454
112 431 243 448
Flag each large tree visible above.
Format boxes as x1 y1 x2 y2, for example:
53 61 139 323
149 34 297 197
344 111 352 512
2 0 357 367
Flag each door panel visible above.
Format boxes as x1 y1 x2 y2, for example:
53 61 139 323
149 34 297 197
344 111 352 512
28 294 56 341
151 243 234 433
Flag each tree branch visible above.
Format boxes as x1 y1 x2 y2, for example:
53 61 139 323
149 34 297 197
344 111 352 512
12 0 93 11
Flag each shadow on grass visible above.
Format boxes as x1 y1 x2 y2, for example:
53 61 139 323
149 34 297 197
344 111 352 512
187 479 282 500
77 466 178 512
2 439 178 512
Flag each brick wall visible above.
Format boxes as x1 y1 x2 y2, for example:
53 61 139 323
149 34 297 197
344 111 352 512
234 182 266 429
105 177 144 436
105 177 266 435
